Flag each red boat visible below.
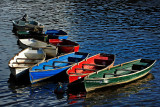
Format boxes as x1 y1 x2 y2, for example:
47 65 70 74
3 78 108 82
49 39 79 53
67 53 115 83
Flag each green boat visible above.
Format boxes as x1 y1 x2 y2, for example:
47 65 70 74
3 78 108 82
84 59 156 92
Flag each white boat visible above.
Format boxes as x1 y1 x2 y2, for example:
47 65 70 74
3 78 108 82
8 48 46 78
18 38 58 57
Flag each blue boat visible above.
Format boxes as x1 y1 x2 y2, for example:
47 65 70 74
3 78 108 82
29 52 89 84
45 30 68 39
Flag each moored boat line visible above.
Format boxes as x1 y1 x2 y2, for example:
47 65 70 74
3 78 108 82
29 52 89 84
9 15 157 93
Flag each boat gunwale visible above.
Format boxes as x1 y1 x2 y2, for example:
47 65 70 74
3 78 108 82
9 48 46 68
85 59 156 81
19 38 58 49
29 52 90 72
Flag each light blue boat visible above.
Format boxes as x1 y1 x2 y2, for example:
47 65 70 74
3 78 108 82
29 52 89 84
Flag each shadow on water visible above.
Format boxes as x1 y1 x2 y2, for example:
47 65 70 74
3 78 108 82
7 69 155 105
8 72 68 100
7 69 69 91
67 73 155 105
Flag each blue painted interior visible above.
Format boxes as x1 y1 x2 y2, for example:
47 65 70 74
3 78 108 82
31 52 87 71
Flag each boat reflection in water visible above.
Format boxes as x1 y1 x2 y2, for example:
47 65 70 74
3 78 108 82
84 73 154 105
8 73 154 105
67 73 154 105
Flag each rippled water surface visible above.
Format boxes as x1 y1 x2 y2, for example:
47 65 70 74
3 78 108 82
0 0 160 106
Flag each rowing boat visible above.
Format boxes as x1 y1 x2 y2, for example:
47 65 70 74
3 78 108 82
45 29 68 39
67 53 115 84
18 38 58 57
29 52 89 84
49 39 79 53
84 59 156 92
8 48 46 78
12 20 44 33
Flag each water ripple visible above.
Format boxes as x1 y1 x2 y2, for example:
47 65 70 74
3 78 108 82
0 0 160 106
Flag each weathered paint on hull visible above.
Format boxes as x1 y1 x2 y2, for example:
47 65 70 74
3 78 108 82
18 39 58 57
58 45 79 53
30 66 70 84
84 61 155 92
9 67 28 78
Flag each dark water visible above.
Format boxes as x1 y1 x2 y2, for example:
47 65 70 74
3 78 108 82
0 0 160 106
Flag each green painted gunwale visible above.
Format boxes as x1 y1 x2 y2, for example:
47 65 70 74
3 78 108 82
84 59 156 92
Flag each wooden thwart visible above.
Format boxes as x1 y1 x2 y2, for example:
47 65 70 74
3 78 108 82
43 65 60 68
13 62 37 64
103 73 121 76
53 61 75 64
116 69 138 72
75 68 97 72
16 58 42 60
82 63 105 67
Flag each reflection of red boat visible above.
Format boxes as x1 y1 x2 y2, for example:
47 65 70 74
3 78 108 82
67 53 115 83
68 92 86 104
49 39 79 53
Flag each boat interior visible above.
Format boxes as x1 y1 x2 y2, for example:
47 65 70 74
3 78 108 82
89 59 155 79
69 53 115 74
10 48 44 68
31 52 88 71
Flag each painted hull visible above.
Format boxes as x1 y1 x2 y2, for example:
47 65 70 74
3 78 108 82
49 39 80 53
8 48 46 78
29 52 89 84
9 67 29 78
30 66 70 84
18 38 58 57
84 59 156 92
45 30 68 39
12 20 44 33
67 53 115 84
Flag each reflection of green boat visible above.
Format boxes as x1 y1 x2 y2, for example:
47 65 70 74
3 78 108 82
84 59 156 92
85 73 154 102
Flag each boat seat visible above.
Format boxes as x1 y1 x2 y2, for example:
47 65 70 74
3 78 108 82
53 61 75 64
75 68 97 73
82 63 106 67
43 65 60 69
94 58 112 66
18 21 25 25
116 69 138 72
68 57 83 62
13 62 37 64
16 58 42 60
49 39 63 45
103 73 121 78
69 72 90 75
114 69 132 75
140 59 154 64
132 64 147 70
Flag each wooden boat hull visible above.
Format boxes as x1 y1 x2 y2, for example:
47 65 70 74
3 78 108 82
9 67 29 78
30 66 70 84
67 53 115 84
18 38 58 57
45 30 68 39
49 39 80 53
84 59 156 92
8 48 46 78
12 20 44 33
29 52 89 84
